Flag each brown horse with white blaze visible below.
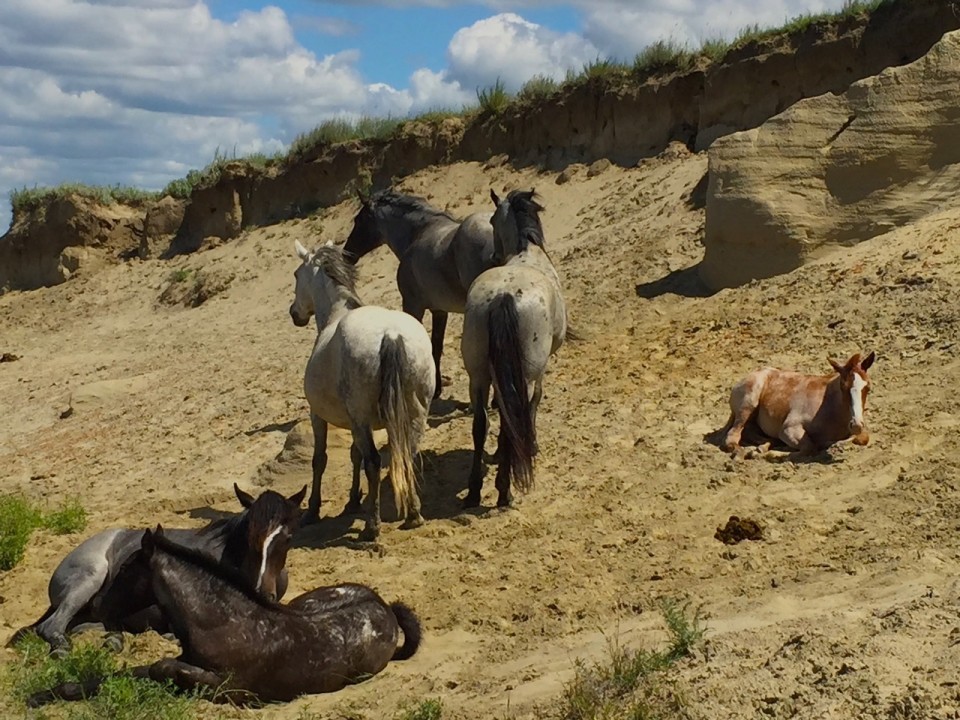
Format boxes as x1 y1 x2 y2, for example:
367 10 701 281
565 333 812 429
722 352 875 456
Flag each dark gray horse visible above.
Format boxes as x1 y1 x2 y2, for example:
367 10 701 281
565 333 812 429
343 190 496 398
8 484 305 653
29 527 422 706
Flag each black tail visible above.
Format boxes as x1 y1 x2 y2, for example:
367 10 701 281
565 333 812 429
390 601 422 661
488 294 535 493
6 606 53 648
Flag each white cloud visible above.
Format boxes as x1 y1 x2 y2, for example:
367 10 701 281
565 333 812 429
446 13 599 92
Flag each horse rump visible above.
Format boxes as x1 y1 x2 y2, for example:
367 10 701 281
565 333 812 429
488 294 535 492
390 601 422 661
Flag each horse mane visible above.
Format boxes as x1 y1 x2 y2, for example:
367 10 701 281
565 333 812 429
371 189 457 224
310 245 364 309
504 189 546 253
150 530 296 614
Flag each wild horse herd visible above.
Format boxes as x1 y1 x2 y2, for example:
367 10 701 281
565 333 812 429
9 189 875 707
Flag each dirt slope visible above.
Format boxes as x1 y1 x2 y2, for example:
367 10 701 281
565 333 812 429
2 150 960 719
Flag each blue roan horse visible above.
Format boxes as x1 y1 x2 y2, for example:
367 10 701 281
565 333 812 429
343 190 497 398
8 484 305 653
460 190 567 508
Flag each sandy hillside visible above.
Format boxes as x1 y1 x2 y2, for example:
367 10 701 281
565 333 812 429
2 148 960 720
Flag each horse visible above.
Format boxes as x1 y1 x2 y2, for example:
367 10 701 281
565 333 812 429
28 527 421 707
460 189 567 508
289 241 435 539
7 483 305 654
721 352 876 457
343 189 496 399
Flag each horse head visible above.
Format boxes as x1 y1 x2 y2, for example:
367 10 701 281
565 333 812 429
233 484 305 603
343 192 386 263
828 351 875 436
290 240 316 327
489 188 545 263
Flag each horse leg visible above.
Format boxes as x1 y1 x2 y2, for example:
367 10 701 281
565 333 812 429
344 443 363 515
354 425 382 542
302 414 328 526
36 571 109 654
464 381 490 508
530 378 543 456
494 422 513 508
430 310 448 399
145 658 250 704
722 375 762 453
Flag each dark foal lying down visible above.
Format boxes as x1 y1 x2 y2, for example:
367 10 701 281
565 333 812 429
8 484 305 654
28 527 421 707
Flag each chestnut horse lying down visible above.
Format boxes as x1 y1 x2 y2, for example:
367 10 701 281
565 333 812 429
722 352 875 457
29 528 421 707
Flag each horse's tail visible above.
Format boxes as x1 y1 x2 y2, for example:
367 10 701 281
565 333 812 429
378 334 419 519
488 294 535 493
389 601 422 661
6 606 53 648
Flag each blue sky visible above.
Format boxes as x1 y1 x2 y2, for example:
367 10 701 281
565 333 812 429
0 0 855 232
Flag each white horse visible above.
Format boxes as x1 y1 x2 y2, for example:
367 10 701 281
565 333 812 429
289 241 436 540
460 190 567 508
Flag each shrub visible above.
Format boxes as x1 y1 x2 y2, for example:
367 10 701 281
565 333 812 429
477 78 512 115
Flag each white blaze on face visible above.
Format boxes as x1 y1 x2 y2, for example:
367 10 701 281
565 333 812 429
257 525 285 592
850 373 867 429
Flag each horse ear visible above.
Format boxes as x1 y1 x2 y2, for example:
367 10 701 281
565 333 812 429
828 356 843 374
234 483 255 509
861 351 876 370
295 240 310 260
288 485 307 507
141 528 155 557
490 189 501 207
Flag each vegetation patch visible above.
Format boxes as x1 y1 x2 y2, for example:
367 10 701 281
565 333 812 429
159 267 235 308
477 78 512 115
398 697 443 720
3 634 198 720
544 599 705 720
10 185 159 219
0 494 87 571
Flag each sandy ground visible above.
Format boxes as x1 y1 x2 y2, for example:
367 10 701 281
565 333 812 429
3 149 960 720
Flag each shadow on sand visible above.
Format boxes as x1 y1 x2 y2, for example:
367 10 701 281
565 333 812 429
291 447 477 550
635 263 714 300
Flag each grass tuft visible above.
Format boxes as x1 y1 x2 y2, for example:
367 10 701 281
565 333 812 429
518 74 560 103
0 494 88 571
398 697 443 720
634 40 696 76
553 598 705 720
477 78 512 115
41 498 87 535
580 57 628 81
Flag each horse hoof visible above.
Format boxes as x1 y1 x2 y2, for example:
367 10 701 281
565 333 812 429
401 515 425 530
358 526 380 542
462 493 481 509
496 493 514 509
342 500 363 516
300 511 321 528
50 645 70 661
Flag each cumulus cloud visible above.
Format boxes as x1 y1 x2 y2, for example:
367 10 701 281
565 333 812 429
446 13 599 92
